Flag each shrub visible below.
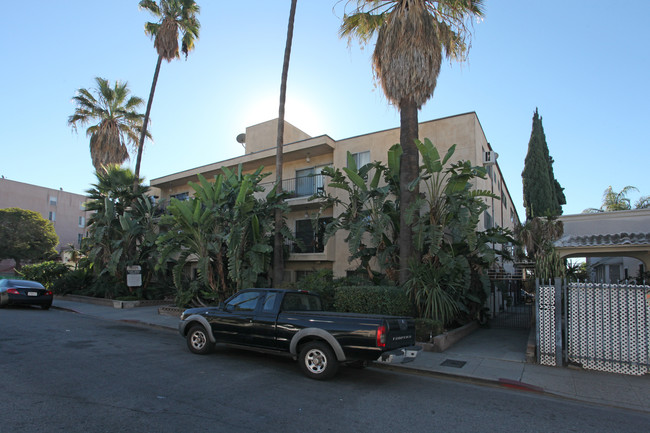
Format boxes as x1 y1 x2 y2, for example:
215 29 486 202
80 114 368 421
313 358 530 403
286 270 378 310
51 268 94 295
334 285 413 316
415 318 444 342
18 261 69 289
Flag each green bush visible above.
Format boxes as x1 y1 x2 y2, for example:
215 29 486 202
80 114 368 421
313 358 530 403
51 268 94 295
415 318 444 342
18 261 69 289
334 285 413 316
286 270 378 310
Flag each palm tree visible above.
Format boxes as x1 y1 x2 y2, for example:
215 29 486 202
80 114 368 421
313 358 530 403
273 0 298 286
583 185 639 212
68 77 149 172
134 0 201 190
340 0 484 284
636 195 650 209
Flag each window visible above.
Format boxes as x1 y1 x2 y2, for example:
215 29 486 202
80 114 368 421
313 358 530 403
171 192 189 201
484 211 492 230
295 168 314 197
48 211 56 222
296 270 314 282
78 216 85 227
281 293 322 311
262 292 279 313
77 233 83 245
314 165 330 192
80 202 86 211
349 151 370 168
225 291 262 312
293 218 332 253
49 196 57 206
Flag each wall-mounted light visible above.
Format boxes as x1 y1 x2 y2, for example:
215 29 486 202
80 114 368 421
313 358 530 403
306 153 311 163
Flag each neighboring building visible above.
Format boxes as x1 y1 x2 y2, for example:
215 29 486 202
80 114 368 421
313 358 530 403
150 112 520 282
556 209 650 283
0 178 90 258
587 256 644 283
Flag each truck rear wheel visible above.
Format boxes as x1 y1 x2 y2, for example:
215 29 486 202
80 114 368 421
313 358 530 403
187 325 213 355
299 341 338 380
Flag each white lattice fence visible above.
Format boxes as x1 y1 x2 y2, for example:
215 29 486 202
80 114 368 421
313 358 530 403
537 282 558 366
566 283 650 375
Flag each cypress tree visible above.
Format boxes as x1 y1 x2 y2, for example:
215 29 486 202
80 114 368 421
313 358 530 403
522 108 565 220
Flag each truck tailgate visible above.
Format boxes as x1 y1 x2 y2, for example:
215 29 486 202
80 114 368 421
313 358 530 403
384 318 416 349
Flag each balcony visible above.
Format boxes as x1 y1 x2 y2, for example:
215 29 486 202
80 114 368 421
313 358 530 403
257 174 326 206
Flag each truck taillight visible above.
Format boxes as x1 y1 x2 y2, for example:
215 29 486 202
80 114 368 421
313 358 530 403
376 325 386 348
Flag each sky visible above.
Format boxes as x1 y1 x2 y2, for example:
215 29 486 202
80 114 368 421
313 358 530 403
2 0 649 219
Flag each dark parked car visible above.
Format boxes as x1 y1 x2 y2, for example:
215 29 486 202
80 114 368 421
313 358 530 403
0 279 53 310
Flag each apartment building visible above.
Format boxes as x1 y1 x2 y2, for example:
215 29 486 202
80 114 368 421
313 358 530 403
150 112 520 281
0 178 90 254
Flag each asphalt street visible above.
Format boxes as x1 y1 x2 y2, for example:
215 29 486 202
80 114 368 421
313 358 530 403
1 306 648 433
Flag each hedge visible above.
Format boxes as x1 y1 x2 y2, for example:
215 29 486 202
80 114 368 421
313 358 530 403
334 285 413 316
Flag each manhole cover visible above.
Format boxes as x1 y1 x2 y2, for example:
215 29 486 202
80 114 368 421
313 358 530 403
440 359 466 368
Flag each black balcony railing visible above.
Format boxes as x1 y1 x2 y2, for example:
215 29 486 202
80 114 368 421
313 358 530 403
283 174 325 198
260 175 325 199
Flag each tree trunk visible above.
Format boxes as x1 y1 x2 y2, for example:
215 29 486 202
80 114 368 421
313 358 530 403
398 99 420 285
273 0 298 287
133 55 163 193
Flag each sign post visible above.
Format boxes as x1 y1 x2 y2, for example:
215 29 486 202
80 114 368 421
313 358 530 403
126 265 142 288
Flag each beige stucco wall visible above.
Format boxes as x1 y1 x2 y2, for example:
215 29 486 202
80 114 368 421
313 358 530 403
150 112 520 281
0 178 89 252
244 119 311 154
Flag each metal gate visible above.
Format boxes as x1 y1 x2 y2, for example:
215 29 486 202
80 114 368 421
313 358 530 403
537 279 650 375
489 279 533 329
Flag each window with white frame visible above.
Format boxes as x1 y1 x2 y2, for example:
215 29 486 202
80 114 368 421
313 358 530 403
349 151 370 168
78 216 85 227
48 211 56 222
49 196 57 206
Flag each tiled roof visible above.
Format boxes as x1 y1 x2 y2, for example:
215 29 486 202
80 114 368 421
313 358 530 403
555 232 650 248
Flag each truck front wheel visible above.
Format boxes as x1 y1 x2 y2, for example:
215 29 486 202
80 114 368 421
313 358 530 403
187 325 213 355
299 341 338 380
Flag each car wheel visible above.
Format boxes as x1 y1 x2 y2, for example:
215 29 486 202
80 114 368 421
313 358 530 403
186 325 213 355
299 341 338 380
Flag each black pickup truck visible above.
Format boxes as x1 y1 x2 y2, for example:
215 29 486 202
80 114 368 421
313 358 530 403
178 288 421 380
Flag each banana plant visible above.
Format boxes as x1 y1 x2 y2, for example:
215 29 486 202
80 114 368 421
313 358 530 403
314 151 400 281
158 165 286 305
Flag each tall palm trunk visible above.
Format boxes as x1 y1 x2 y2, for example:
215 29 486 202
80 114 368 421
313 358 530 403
133 55 163 192
398 98 420 284
273 0 297 286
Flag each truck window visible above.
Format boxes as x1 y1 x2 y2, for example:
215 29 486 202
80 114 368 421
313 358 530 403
225 291 262 312
281 293 322 311
262 292 279 312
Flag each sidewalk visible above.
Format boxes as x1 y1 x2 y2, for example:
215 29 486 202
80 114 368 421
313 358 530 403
52 297 650 413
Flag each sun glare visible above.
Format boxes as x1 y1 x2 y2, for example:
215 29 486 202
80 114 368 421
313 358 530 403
241 93 327 138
